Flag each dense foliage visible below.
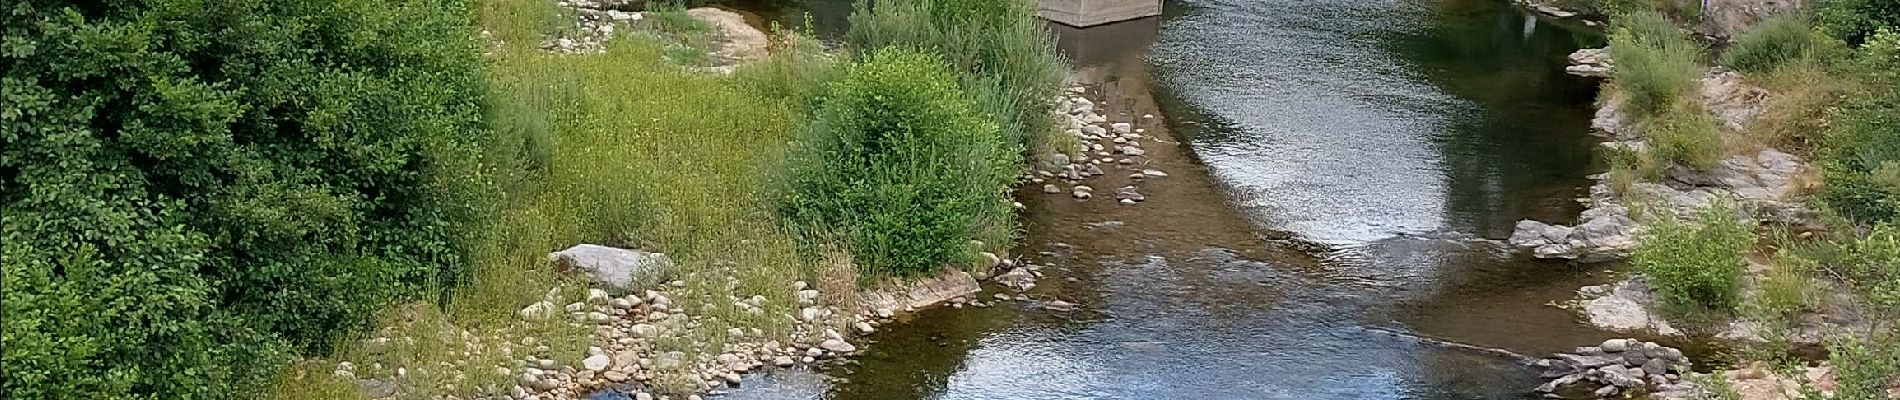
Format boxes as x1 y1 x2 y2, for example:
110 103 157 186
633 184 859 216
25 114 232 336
1822 30 1900 224
780 48 1016 278
846 0 1069 155
1721 14 1847 74
1 0 491 397
1634 205 1755 316
1817 0 1900 45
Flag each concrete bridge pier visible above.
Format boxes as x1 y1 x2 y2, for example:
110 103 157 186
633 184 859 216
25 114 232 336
1038 0 1162 27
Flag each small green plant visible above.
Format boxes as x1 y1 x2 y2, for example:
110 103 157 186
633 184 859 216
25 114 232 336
780 48 1018 278
1610 10 1705 117
1635 203 1756 317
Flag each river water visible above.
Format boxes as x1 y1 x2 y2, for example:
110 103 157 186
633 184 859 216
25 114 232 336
728 0 1623 398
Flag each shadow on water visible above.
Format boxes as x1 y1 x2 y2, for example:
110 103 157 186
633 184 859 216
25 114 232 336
720 0 1653 399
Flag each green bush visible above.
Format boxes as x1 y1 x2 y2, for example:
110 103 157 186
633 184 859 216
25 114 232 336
1820 31 1900 224
1722 14 1848 74
780 48 1017 278
1635 203 1756 316
846 0 1070 156
1828 337 1900 400
1817 0 1900 45
1 0 490 397
1611 11 1704 117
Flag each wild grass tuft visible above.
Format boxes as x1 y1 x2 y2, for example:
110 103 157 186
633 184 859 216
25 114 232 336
1610 10 1704 118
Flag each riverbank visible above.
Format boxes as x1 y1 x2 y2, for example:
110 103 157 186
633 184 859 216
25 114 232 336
265 0 1079 398
1507 2 1899 398
717 2 1683 398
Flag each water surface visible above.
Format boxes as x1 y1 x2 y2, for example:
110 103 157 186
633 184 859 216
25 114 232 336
727 1 1622 398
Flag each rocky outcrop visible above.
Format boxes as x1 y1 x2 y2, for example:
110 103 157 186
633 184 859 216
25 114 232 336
1510 205 1639 263
1533 338 1695 399
1700 71 1772 131
1568 47 1612 79
549 244 674 291
1511 70 1809 263
1696 0 1811 40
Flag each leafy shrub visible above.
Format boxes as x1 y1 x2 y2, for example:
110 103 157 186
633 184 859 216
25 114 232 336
1611 11 1704 117
1807 224 1900 319
1817 0 1900 45
780 48 1017 278
1722 14 1848 74
847 0 1070 157
1827 337 1900 400
1 0 490 397
1635 203 1756 316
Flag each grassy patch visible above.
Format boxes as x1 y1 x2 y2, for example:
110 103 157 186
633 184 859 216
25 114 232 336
1641 100 1727 170
1744 59 1863 151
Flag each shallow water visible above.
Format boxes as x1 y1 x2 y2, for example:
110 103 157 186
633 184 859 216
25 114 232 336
724 1 1631 399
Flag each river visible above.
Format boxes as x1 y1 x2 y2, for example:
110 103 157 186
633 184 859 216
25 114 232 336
726 0 1623 398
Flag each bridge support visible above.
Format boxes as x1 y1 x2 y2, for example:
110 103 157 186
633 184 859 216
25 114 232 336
1038 0 1161 27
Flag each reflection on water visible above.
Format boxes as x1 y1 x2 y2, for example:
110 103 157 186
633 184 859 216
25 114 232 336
724 0 1625 399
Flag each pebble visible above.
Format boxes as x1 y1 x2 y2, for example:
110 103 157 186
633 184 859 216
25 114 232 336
1043 184 1062 194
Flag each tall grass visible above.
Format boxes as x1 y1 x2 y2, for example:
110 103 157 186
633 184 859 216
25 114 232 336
847 0 1073 159
1610 10 1704 117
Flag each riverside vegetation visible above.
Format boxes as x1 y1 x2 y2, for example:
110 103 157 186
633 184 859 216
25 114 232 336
1572 0 1899 396
2 0 1066 398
